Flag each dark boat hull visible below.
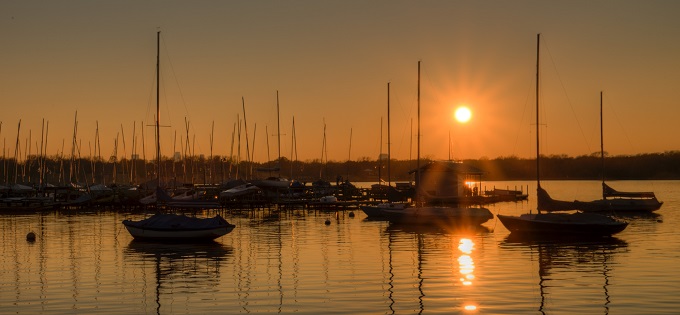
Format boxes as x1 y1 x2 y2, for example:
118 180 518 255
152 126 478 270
122 213 235 242
363 204 493 226
122 224 235 241
497 213 627 236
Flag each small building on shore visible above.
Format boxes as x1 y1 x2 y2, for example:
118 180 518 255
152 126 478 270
410 160 485 205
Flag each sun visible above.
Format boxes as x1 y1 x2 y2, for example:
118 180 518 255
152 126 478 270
454 106 472 123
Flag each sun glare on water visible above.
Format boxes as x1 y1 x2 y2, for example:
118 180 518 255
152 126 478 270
454 106 472 123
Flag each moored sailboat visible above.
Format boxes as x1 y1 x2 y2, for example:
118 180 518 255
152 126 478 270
122 31 234 241
598 92 662 212
361 61 493 226
601 182 662 212
534 93 662 213
497 34 628 236
123 213 235 241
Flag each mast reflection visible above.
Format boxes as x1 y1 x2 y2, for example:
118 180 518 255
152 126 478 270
502 234 628 315
124 240 232 314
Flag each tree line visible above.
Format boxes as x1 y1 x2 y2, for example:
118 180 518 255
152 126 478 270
2 151 679 186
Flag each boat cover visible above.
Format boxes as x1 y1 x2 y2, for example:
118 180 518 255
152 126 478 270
125 213 230 230
537 187 602 212
602 183 656 198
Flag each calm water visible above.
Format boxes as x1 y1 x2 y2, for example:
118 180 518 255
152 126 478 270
2 180 679 314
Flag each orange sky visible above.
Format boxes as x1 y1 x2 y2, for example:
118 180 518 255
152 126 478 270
1 1 679 163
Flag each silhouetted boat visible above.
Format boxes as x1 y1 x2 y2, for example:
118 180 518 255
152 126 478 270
363 201 493 226
601 182 662 212
122 32 233 242
597 91 662 212
536 92 662 213
219 183 260 200
498 211 627 235
497 34 628 237
362 61 493 227
122 213 235 241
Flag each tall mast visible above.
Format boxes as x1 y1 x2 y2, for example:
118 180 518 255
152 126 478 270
131 122 136 183
94 121 99 183
236 114 241 180
120 124 127 183
39 119 45 188
290 116 297 180
43 122 49 186
229 121 236 179
241 97 250 179
42 120 50 189
265 125 271 176
416 61 421 204
409 118 413 170
347 127 352 180
387 81 391 187
14 120 20 184
70 112 77 183
378 117 382 184
448 130 452 161
156 31 161 185
210 121 214 184
600 91 605 191
276 90 281 174
535 33 540 190
321 120 326 179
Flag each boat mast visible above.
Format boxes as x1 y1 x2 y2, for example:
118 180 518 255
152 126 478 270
44 122 49 187
241 97 250 179
290 116 297 180
320 119 327 179
600 91 605 197
347 127 352 180
210 121 214 184
265 125 271 177
416 61 421 204
536 33 541 191
378 117 382 185
141 120 146 184
93 121 99 184
276 90 281 177
156 31 161 187
387 81 391 187
39 119 45 189
14 120 20 184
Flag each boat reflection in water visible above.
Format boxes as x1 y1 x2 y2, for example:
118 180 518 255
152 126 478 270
383 222 490 313
501 234 628 314
123 240 232 314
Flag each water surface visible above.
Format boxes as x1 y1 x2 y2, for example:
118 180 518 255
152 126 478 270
2 180 678 314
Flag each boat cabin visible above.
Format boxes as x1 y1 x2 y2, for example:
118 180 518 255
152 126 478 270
410 161 484 205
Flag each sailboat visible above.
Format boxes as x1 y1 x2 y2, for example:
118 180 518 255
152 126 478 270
251 91 291 194
598 92 662 212
123 31 234 241
497 34 628 236
533 95 662 213
361 62 493 226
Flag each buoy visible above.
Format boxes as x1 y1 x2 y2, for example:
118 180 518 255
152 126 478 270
324 219 331 225
26 232 36 242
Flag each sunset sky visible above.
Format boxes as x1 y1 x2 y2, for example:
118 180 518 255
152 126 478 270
1 1 678 163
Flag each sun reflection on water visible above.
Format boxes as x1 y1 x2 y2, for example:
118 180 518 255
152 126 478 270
457 238 478 311
457 238 475 286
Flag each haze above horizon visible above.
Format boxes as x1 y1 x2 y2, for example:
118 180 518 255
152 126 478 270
1 1 678 163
